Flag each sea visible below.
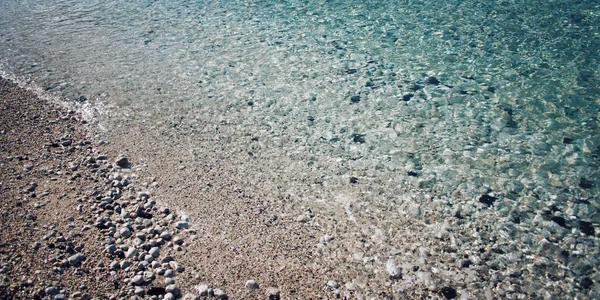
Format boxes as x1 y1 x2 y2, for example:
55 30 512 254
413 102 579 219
1 0 599 298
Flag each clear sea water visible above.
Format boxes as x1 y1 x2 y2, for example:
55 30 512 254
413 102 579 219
1 0 599 297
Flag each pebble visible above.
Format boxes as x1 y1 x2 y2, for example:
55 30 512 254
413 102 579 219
169 260 184 272
164 269 174 278
120 260 132 269
134 287 145 296
68 253 85 266
245 279 259 289
195 284 209 296
115 157 129 168
296 214 310 223
213 288 227 299
164 292 175 300
175 221 189 229
266 287 280 299
120 227 132 238
386 259 402 279
132 275 144 285
46 286 59 295
125 247 138 259
165 284 180 295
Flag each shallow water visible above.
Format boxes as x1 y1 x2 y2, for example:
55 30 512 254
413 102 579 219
1 0 600 297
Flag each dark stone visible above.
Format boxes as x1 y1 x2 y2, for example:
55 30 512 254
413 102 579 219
478 194 497 206
427 76 440 85
461 260 472 268
509 270 523 278
346 69 358 74
551 216 567 228
115 157 130 168
402 93 414 101
269 295 280 300
410 84 423 91
352 134 366 144
579 221 595 235
580 277 593 289
579 178 593 189
247 101 254 106
307 116 315 122
487 86 496 93
365 81 374 87
350 95 361 104
407 171 418 177
440 287 457 299
147 287 166 296
350 177 359 184
563 137 574 144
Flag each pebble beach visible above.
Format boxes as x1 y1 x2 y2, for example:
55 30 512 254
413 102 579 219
1 0 600 299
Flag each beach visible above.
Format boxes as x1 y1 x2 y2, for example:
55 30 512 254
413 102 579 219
1 0 600 299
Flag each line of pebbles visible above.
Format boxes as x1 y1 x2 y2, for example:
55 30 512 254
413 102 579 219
75 154 236 300
0 77 257 300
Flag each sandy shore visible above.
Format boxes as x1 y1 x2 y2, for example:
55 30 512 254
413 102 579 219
0 76 214 300
0 76 349 299
2 72 600 300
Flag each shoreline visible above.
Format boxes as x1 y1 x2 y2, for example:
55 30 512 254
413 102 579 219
0 76 204 299
2 71 600 300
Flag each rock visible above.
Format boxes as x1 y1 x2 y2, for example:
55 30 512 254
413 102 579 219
173 236 184 245
326 280 339 289
169 260 184 272
120 260 132 269
164 292 175 300
296 214 310 223
68 253 85 266
195 284 209 296
45 286 59 295
120 227 132 238
134 287 145 296
106 244 117 254
165 277 175 285
386 259 401 279
245 279 259 289
478 194 497 206
147 287 166 296
109 261 119 270
125 247 138 259
266 287 280 300
143 271 155 281
160 231 172 240
213 288 227 299
164 269 174 278
131 275 144 285
440 287 457 299
115 157 130 168
149 247 160 258
175 221 189 229
579 221 595 235
165 284 180 295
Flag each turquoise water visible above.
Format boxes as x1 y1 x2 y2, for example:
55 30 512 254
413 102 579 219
1 0 600 297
